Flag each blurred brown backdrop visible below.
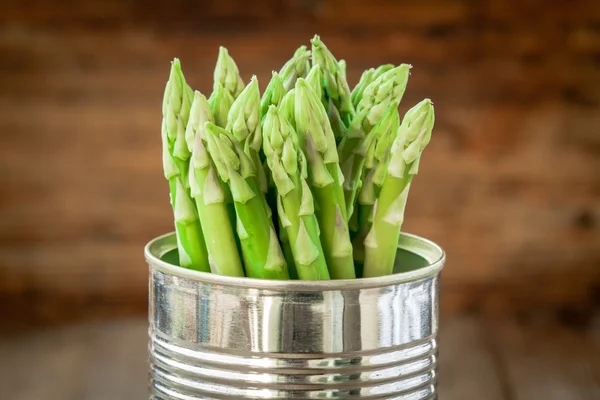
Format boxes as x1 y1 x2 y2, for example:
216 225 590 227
1 0 599 332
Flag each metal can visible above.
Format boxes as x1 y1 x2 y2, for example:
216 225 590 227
146 232 445 399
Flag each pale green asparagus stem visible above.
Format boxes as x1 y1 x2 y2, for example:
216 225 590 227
169 177 210 272
260 71 286 119
214 46 245 98
205 122 289 280
305 64 324 102
278 88 296 127
163 58 194 187
358 64 412 127
209 83 234 128
338 64 411 222
350 64 394 109
263 106 330 280
279 45 311 92
311 35 354 125
278 215 297 279
187 91 245 277
295 79 355 279
162 59 210 271
226 76 267 193
348 106 400 238
363 99 435 277
261 74 287 221
306 63 346 142
208 82 239 241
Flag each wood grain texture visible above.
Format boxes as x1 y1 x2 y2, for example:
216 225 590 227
0 0 599 326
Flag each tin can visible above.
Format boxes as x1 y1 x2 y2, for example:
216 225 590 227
146 232 445 399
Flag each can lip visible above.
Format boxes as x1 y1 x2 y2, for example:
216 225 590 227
145 232 445 290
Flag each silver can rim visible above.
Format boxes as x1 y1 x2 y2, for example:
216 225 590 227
145 231 445 291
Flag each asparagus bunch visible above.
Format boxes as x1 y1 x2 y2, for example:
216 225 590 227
159 36 435 280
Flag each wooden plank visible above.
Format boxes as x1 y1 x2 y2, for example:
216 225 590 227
489 315 600 400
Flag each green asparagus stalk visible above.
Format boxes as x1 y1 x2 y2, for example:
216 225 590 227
279 45 311 92
214 46 245 98
163 59 194 187
363 99 435 277
226 76 268 193
161 59 210 271
209 83 234 128
339 64 411 221
259 70 284 224
295 79 355 279
163 143 210 272
358 64 412 127
278 88 296 127
311 35 354 125
187 91 245 277
205 122 289 279
305 64 324 104
263 106 330 280
354 106 400 238
350 64 394 109
260 71 286 119
208 82 244 257
278 216 298 279
305 63 346 143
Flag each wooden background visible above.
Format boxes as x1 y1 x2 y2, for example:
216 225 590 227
1 0 599 330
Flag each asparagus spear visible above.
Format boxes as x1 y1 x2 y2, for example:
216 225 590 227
260 71 286 119
214 46 245 98
226 76 268 193
208 83 245 258
209 83 234 128
338 64 411 221
205 122 289 279
363 99 435 277
311 35 354 125
295 79 355 279
161 59 210 271
305 64 324 103
187 91 245 277
278 88 296 127
279 45 311 92
354 106 400 238
259 73 287 229
305 63 346 143
350 64 394 109
358 64 412 126
263 106 330 280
